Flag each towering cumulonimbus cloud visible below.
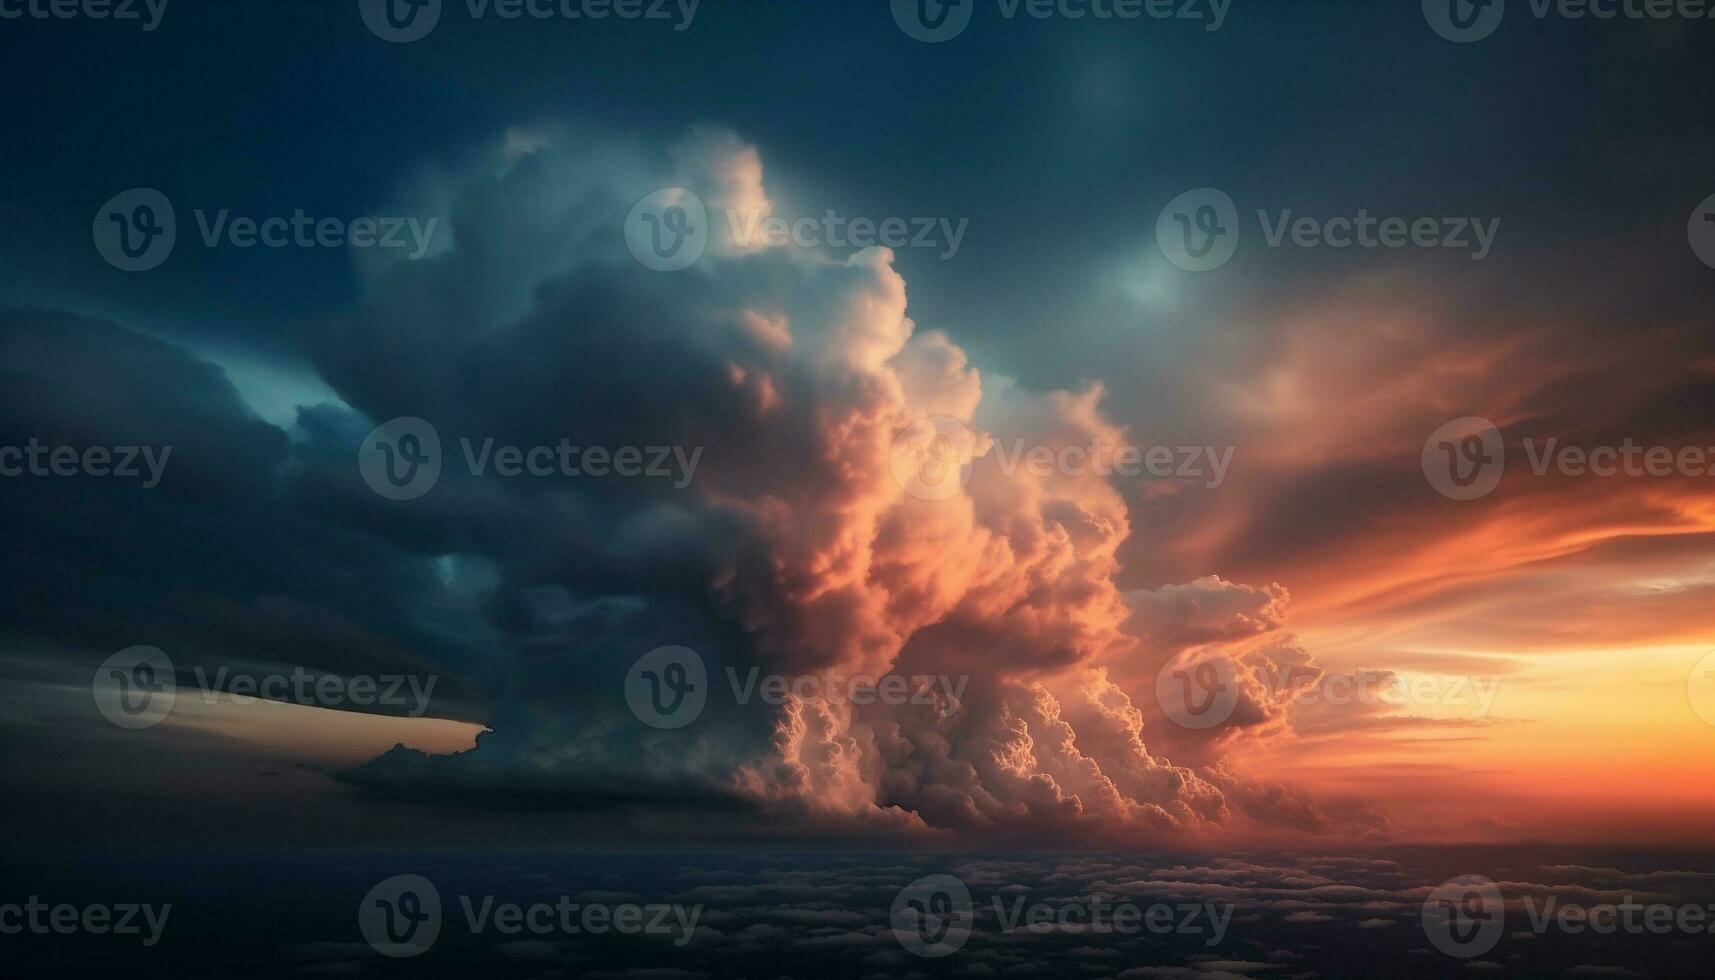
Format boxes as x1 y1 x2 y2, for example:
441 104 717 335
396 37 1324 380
318 125 1373 843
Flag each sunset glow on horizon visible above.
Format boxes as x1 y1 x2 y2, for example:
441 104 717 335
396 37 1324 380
5 3 1715 977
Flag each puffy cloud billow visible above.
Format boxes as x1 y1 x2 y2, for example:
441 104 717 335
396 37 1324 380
3 126 1385 845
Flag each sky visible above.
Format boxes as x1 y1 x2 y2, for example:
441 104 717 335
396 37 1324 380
2 0 1715 872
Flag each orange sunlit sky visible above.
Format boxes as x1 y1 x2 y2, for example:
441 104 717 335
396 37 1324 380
4 2 1715 860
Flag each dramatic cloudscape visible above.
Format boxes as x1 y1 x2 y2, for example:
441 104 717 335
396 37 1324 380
2 1 1714 976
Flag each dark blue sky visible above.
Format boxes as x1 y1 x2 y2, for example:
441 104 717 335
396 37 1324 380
4 0 1708 394
4 0 1715 870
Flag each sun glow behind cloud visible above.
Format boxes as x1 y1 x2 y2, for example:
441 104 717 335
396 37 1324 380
5 115 1715 850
